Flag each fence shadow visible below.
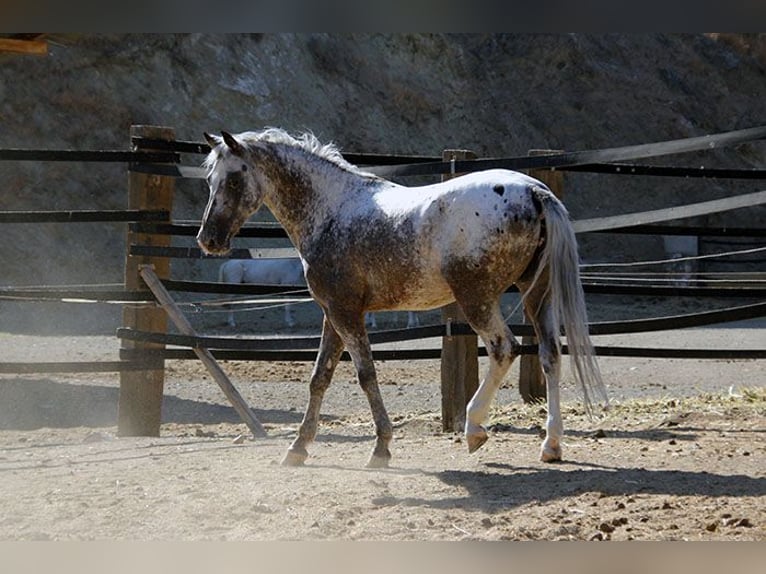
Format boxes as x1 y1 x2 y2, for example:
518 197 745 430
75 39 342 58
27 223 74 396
0 378 304 430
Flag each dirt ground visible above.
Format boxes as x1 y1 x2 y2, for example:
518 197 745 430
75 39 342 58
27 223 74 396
0 303 764 541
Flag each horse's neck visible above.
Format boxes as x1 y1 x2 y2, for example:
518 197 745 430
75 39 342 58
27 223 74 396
261 147 367 249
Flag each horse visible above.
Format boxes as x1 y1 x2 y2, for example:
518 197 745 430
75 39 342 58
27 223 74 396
197 128 607 468
218 258 420 329
219 258 304 328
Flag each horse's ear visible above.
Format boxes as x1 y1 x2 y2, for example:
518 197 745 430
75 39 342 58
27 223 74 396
221 131 244 156
203 132 219 149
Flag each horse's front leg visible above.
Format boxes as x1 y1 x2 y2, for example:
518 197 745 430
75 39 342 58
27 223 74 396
282 316 344 466
342 326 392 468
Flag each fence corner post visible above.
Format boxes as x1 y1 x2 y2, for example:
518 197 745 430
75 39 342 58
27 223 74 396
440 149 479 433
519 149 565 403
117 125 175 437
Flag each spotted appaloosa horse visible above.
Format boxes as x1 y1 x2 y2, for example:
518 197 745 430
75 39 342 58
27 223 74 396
198 128 607 468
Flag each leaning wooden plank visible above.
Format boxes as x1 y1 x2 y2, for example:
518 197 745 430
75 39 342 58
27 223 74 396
139 265 267 438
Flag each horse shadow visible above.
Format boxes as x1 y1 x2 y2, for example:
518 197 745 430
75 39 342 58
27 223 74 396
372 461 766 513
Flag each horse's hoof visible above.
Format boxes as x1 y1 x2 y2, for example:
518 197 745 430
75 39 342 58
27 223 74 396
281 448 308 466
366 454 390 469
540 445 562 463
466 430 489 453
366 446 391 469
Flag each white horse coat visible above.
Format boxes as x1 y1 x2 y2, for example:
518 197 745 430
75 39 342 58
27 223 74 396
219 258 304 328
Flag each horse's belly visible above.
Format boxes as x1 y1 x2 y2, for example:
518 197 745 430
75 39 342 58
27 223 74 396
390 285 455 311
367 268 454 312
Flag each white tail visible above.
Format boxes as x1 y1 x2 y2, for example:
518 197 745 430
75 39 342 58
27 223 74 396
532 186 608 414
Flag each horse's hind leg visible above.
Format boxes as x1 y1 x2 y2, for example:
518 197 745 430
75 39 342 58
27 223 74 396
522 284 564 462
463 303 521 453
282 316 344 466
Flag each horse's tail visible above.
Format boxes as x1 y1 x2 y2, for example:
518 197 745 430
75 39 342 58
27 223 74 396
530 185 608 414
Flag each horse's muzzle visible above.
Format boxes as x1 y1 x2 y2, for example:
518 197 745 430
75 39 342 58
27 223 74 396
196 225 232 256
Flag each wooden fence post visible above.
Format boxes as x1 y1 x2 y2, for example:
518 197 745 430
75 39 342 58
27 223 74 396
117 125 175 436
519 150 565 403
440 149 479 432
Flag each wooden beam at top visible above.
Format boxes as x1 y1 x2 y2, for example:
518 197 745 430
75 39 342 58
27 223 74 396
0 38 48 55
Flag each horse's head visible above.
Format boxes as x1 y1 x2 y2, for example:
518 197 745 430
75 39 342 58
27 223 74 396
197 131 265 255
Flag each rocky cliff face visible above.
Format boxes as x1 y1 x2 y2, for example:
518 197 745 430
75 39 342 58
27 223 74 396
0 33 764 320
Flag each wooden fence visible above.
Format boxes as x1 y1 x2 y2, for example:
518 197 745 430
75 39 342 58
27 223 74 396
1 124 765 436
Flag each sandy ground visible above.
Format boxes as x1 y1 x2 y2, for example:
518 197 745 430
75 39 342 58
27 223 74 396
0 309 764 541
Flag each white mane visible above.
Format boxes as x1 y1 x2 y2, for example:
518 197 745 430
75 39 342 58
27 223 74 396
206 128 365 175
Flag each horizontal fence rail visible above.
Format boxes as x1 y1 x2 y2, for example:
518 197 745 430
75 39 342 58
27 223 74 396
130 220 289 238
114 301 766 363
0 285 152 302
1 280 762 304
130 135 443 167
125 125 766 180
564 163 766 180
0 209 169 223
130 161 766 181
118 346 765 362
364 125 766 178
131 220 766 239
114 300 765 344
6 126 766 183
0 360 158 375
0 149 178 163
117 344 765 363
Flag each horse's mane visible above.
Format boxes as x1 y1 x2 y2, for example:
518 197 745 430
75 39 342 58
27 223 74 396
206 128 365 175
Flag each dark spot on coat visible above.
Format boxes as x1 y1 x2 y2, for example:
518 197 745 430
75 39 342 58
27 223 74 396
493 184 505 196
475 212 480 217
530 186 545 218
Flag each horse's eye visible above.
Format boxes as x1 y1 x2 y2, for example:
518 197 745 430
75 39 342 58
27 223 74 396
241 164 248 172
